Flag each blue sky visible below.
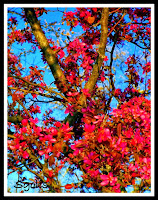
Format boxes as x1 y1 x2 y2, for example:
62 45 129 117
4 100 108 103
7 6 151 194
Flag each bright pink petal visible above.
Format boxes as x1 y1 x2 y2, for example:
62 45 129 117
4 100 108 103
100 180 109 186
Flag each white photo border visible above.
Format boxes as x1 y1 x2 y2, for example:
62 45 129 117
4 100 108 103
4 3 155 197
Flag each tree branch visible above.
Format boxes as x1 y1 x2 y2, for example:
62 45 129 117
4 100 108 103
104 33 119 112
9 86 68 103
119 36 150 50
24 8 69 94
8 72 69 101
26 148 43 170
78 8 109 107
107 10 127 37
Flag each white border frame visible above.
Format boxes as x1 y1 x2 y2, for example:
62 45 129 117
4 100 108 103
4 3 155 197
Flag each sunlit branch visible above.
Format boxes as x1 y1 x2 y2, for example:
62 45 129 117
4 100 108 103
78 8 109 107
8 86 68 103
109 7 122 14
8 134 16 139
107 9 127 37
8 74 68 101
24 8 69 95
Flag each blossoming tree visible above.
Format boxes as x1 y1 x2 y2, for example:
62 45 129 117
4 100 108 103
7 7 151 193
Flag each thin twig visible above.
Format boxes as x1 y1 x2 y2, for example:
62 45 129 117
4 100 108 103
107 10 127 37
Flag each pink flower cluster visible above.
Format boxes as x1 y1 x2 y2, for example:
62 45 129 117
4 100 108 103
100 172 117 186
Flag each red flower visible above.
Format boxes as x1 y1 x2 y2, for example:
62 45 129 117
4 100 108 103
58 50 65 59
128 163 136 171
92 8 97 12
100 172 117 186
114 88 121 96
23 151 29 159
54 121 61 127
8 77 15 86
67 91 79 96
21 119 28 126
29 118 39 125
84 123 95 133
98 128 111 143
65 104 74 115
82 89 91 97
38 150 45 156
104 56 108 61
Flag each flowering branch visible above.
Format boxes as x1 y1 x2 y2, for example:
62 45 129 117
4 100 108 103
79 8 109 107
24 8 69 94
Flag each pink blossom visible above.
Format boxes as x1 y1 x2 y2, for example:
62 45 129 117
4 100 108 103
93 114 104 124
80 11 85 17
113 183 121 193
67 91 79 96
142 157 150 164
50 127 58 136
73 149 80 156
45 148 51 154
128 163 136 171
20 127 27 133
29 117 39 125
61 122 73 132
54 122 61 127
38 150 45 156
21 119 28 126
65 11 75 18
82 89 91 97
84 159 92 165
65 104 74 115
98 128 111 143
23 151 29 159
84 123 95 132
104 56 108 61
71 140 83 151
92 8 97 12
87 169 99 177
33 126 42 135
100 175 109 186
58 50 65 59
50 138 57 143
100 172 117 186
45 154 49 159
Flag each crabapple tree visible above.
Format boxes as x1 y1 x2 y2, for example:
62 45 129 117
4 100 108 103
7 7 151 193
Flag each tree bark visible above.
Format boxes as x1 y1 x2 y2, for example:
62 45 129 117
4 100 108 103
24 8 68 94
86 8 109 92
78 8 109 107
